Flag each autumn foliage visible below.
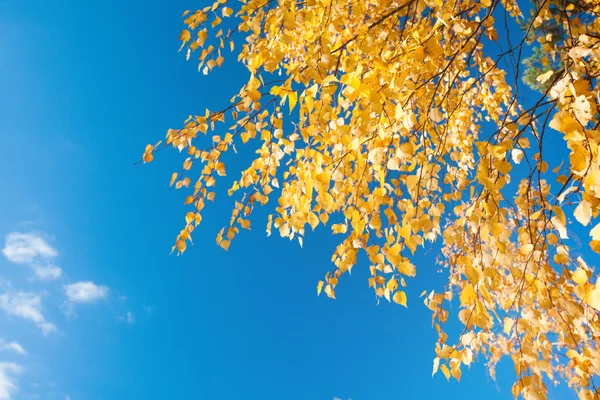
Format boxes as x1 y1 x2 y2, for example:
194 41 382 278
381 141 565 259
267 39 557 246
142 0 600 398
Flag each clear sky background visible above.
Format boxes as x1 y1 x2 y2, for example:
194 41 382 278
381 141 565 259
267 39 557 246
0 0 579 399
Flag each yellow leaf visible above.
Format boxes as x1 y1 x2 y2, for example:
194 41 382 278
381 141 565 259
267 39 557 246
519 243 534 256
319 213 329 225
524 388 545 400
459 284 477 306
572 267 588 285
398 261 416 277
288 91 298 113
383 288 391 302
307 212 319 230
248 89 261 102
324 284 335 299
179 29 191 42
368 147 386 165
574 200 592 226
440 364 450 381
393 291 407 307
511 149 523 164
554 253 569 264
536 70 554 84
451 365 461 382
490 222 503 238
142 144 154 163
387 157 401 171
240 219 251 230
590 223 600 241
566 349 579 359
318 192 335 212
317 280 324 296
429 108 444 123
432 358 440 376
399 223 411 242
585 280 600 310
503 317 514 335
385 243 402 266
216 162 226 176
387 278 398 291
222 6 233 17
464 265 480 285
270 86 281 96
570 145 588 173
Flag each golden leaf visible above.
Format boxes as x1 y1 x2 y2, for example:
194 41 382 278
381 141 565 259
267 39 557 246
519 244 534 256
216 162 226 176
574 200 592 226
179 29 191 42
288 91 298 113
440 364 450 381
572 267 588 286
459 284 477 306
536 70 554 84
393 291 407 307
317 280 324 296
386 278 398 291
590 223 600 241
387 157 401 171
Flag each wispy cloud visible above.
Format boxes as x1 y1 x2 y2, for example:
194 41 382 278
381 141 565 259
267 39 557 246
0 363 22 400
64 281 109 304
0 292 56 335
32 264 62 280
2 233 62 280
0 340 26 356
1 233 56 264
118 311 134 324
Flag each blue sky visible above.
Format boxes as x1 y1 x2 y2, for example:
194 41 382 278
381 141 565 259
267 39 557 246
0 0 580 399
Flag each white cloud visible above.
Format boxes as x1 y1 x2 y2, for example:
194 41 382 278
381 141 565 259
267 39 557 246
0 340 26 356
2 233 57 264
1 233 62 280
0 293 56 335
64 282 109 303
117 311 134 324
32 265 62 280
0 363 22 400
